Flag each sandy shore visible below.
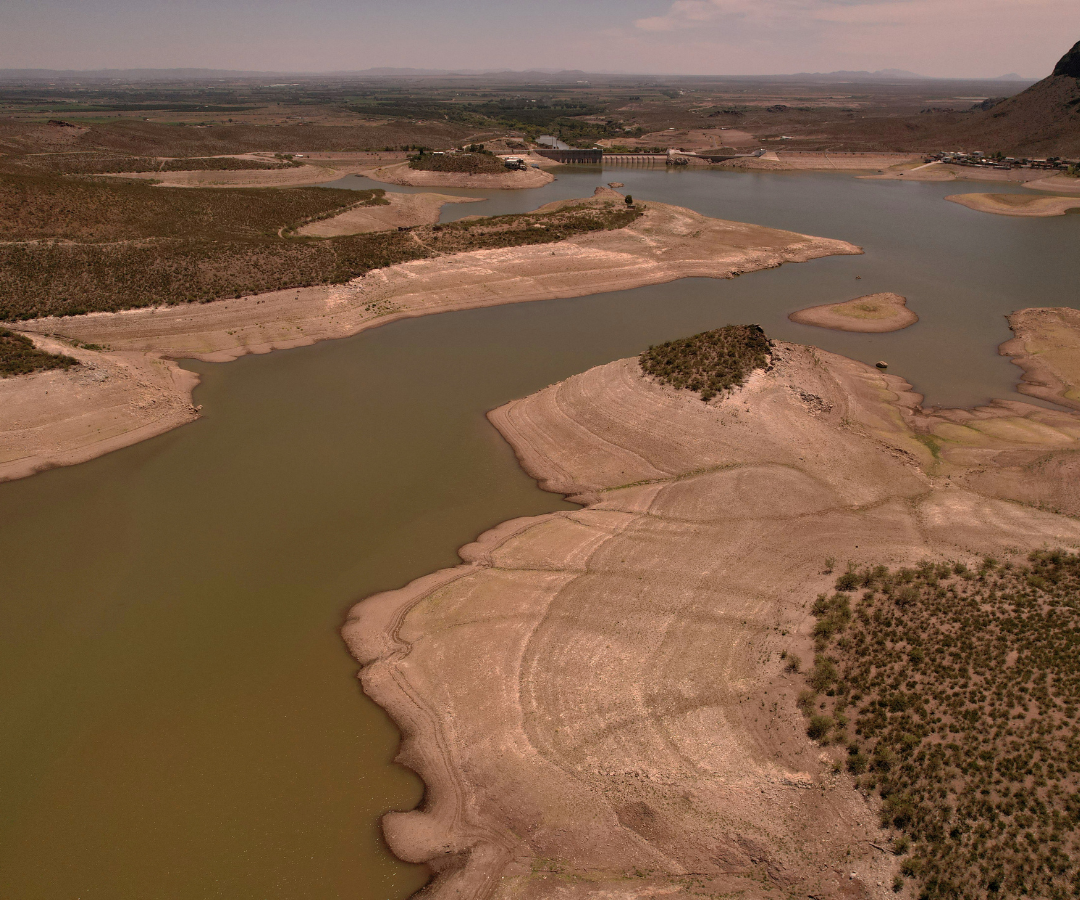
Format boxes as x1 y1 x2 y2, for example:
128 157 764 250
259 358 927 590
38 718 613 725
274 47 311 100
345 336 1080 900
721 151 919 172
946 193 1080 217
788 292 917 332
297 192 481 236
999 307 1080 410
0 334 198 482
363 159 555 190
865 162 1062 186
1024 175 1080 194
1 196 859 482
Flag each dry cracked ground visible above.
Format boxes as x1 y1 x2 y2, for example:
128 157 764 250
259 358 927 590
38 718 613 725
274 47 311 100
346 335 1080 900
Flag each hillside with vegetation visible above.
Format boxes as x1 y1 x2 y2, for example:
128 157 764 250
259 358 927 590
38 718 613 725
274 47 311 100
0 327 79 377
802 553 1080 899
0 179 642 321
639 325 773 401
408 147 507 174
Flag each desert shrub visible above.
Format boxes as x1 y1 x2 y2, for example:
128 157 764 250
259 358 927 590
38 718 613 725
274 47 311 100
6 154 300 175
639 324 772 401
0 327 78 377
0 189 642 320
802 551 1080 899
807 715 833 741
408 151 507 175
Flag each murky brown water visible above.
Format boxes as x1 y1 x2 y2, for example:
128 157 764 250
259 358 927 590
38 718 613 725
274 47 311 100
1 171 1078 899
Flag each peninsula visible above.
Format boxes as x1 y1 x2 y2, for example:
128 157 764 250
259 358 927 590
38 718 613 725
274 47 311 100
347 317 1080 900
0 191 859 482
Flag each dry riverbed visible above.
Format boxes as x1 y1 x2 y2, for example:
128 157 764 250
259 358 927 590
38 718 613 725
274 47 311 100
345 330 1080 900
0 194 859 481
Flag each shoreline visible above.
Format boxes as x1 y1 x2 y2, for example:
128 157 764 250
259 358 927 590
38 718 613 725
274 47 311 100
362 158 555 190
945 192 1080 217
1 196 860 482
344 334 1080 900
1000 307 1080 411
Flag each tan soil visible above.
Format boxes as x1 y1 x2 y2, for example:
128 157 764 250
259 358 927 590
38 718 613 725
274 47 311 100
999 307 1080 410
363 159 555 190
297 192 481 237
789 293 917 333
1022 175 1080 194
345 338 1080 900
722 152 919 173
945 193 1080 217
865 163 1052 185
601 127 759 151
2 197 859 483
0 333 198 481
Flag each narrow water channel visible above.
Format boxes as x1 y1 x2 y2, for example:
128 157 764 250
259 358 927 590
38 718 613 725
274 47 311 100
1 170 1078 899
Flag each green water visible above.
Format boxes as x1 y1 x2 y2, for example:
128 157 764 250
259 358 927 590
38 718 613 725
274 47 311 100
1 170 1079 899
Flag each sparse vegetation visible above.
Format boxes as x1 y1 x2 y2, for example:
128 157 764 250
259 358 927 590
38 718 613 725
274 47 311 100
639 325 772 401
0 327 79 377
408 150 507 175
802 552 1080 899
0 185 642 320
7 153 301 175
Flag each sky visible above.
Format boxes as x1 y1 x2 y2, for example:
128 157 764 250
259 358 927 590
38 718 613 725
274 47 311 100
3 0 1078 79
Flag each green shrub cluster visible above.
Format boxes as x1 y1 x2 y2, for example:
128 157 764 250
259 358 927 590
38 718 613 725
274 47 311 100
408 151 508 175
803 553 1080 899
0 327 78 377
639 325 772 400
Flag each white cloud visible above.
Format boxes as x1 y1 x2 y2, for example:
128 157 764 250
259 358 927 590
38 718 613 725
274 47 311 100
635 0 1069 32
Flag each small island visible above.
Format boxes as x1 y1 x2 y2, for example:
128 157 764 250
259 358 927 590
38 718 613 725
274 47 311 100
788 292 917 333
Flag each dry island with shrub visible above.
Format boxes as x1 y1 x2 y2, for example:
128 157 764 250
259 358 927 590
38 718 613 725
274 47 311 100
789 293 918 333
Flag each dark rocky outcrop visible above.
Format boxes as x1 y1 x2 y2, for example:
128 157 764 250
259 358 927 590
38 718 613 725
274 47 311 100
1052 40 1080 78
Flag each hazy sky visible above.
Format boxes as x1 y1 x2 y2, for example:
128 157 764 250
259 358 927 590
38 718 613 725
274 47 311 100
4 0 1078 78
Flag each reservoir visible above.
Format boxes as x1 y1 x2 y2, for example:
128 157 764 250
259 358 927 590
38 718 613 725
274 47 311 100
1 169 1078 899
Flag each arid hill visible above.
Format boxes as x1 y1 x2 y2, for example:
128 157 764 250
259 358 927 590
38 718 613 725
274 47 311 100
802 40 1080 157
952 40 1080 156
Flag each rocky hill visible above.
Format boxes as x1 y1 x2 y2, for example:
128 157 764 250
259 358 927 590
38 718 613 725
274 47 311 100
958 39 1080 156
812 40 1080 156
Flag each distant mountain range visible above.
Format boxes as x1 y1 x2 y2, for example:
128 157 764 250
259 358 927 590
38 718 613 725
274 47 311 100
0 66 1037 84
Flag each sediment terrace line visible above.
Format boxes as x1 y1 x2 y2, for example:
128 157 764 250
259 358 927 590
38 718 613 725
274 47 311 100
2 196 859 482
345 343 1080 900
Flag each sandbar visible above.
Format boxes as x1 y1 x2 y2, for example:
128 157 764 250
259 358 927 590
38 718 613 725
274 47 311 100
1 195 860 482
946 193 1080 217
1023 175 1080 194
363 159 555 190
297 192 481 237
788 292 917 332
345 333 1080 900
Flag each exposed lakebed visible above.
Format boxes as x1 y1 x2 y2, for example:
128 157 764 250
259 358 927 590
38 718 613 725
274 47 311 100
1 169 1078 899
